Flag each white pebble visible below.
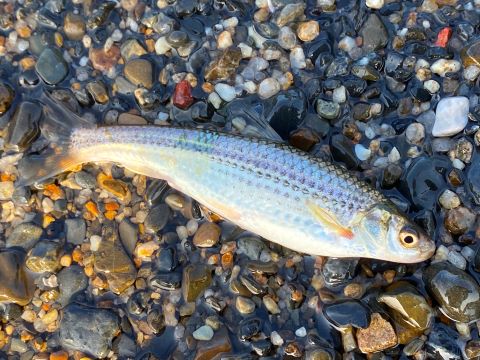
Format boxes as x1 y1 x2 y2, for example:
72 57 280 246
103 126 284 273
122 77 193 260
332 86 347 103
434 245 449 262
295 327 307 337
438 189 460 210
271 331 284 346
464 65 480 81
90 235 102 252
111 29 123 41
192 325 214 341
447 251 467 270
432 96 469 137
155 36 172 55
243 81 257 94
238 42 253 58
388 147 401 163
366 0 384 9
222 17 238 28
290 46 306 69
215 83 236 102
258 78 280 99
208 92 222 109
338 36 356 52
354 144 371 161
424 79 440 93
452 158 465 170
430 59 461 77
405 123 425 145
176 225 188 240
186 219 198 236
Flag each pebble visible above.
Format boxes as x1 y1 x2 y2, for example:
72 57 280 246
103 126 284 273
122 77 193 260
6 222 42 250
64 218 86 245
0 181 14 200
361 14 388 52
35 48 68 85
64 12 86 41
356 313 398 353
447 251 467 270
464 65 480 81
424 262 480 323
424 79 440 93
193 222 221 247
276 3 305 27
290 47 307 69
57 265 89 306
432 97 469 137
182 264 212 302
59 304 119 358
215 83 236 102
444 206 476 235
263 295 281 314
297 20 320 42
438 189 460 209
317 99 340 120
120 39 147 61
278 26 297 50
430 59 461 77
0 83 14 115
217 31 233 50
0 250 34 305
405 123 425 145
124 59 153 89
193 325 214 341
366 0 384 9
258 78 281 99
236 296 255 314
26 240 61 273
89 45 121 72
355 144 371 161
173 80 194 110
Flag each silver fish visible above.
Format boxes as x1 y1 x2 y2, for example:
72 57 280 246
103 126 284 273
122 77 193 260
18 93 435 263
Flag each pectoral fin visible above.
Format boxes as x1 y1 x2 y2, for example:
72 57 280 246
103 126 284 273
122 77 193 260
306 201 354 240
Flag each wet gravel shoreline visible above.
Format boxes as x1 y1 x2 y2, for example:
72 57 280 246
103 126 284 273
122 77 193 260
2 0 480 359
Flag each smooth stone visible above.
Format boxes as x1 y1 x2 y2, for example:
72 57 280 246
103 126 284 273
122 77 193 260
424 261 480 323
64 12 86 40
356 313 398 353
324 300 371 328
0 250 34 305
194 327 232 360
237 237 266 260
238 317 262 340
275 3 305 27
316 99 340 120
297 20 320 42
57 265 89 306
205 48 242 81
322 257 358 286
89 45 121 72
120 39 147 61
119 219 138 257
4 101 42 151
236 296 256 314
289 128 320 151
64 218 86 245
405 123 425 145
193 325 214 341
94 224 136 294
366 0 384 9
193 222 221 248
215 83 236 102
378 282 433 332
360 14 388 52
432 96 469 137
182 264 212 302
6 222 42 250
431 59 461 77
35 48 68 85
26 240 61 273
74 171 96 189
124 58 153 89
0 181 14 200
330 134 360 170
426 323 461 360
0 82 14 115
155 247 177 272
86 80 109 104
144 204 171 233
258 78 280 99
467 156 480 205
59 304 119 358
166 30 189 48
439 189 461 209
278 26 297 50
444 206 476 235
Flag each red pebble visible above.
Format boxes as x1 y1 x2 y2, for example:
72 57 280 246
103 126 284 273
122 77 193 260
435 27 452 48
173 80 194 110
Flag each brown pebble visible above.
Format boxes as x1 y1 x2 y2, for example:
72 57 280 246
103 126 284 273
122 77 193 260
193 222 221 248
89 45 121 72
356 313 398 353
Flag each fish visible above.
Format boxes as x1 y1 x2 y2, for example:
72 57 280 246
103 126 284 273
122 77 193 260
17 92 435 263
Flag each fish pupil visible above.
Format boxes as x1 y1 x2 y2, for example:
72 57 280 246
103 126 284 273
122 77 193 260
403 235 414 244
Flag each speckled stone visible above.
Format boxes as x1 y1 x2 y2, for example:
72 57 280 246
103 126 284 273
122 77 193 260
124 58 153 89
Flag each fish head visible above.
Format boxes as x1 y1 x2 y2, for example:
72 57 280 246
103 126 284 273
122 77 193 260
354 202 435 263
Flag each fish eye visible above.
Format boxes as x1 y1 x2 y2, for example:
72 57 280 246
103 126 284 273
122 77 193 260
399 227 419 248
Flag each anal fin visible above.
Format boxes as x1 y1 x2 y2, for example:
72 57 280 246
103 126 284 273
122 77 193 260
306 200 354 240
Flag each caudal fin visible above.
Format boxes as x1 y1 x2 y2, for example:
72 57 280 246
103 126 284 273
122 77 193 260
16 91 95 187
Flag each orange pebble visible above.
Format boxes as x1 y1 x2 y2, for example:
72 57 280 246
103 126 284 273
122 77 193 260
221 251 234 269
50 350 69 360
43 214 55 228
104 202 119 211
72 248 83 263
43 184 64 200
41 303 51 312
104 211 117 220
85 201 99 218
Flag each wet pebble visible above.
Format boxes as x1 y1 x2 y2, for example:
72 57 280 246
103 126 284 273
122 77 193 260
356 313 397 353
124 59 153 89
432 97 469 137
35 48 68 85
57 265 89 306
324 300 371 328
6 222 42 249
0 83 14 115
444 206 476 235
26 240 61 273
64 218 86 245
64 12 85 41
193 222 221 247
0 250 33 305
424 262 480 323
193 325 214 341
59 304 119 358
258 78 280 99
144 204 171 233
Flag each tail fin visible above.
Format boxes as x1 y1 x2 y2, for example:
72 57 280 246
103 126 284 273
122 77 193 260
16 91 95 187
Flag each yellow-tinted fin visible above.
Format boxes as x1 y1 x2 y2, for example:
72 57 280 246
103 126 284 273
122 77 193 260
306 200 354 239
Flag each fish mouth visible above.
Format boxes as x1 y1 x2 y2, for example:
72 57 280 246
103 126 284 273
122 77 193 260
418 237 436 261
